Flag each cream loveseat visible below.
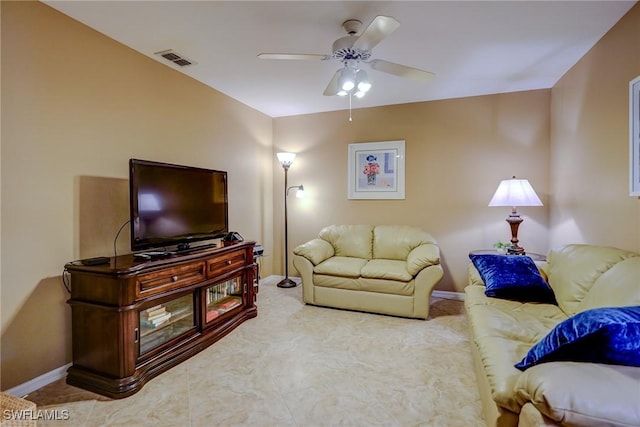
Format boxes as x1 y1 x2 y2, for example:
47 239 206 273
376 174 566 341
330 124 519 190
292 225 443 319
465 244 640 427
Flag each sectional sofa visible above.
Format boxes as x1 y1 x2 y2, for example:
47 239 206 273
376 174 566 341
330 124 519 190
465 244 640 426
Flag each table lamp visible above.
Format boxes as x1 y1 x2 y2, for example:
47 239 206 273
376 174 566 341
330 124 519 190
488 176 542 255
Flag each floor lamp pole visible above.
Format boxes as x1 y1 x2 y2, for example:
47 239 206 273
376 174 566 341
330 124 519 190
278 165 296 288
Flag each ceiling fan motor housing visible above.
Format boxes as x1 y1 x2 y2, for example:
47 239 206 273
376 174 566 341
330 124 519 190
332 36 371 62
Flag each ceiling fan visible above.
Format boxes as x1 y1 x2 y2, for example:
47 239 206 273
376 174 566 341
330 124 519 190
258 15 435 97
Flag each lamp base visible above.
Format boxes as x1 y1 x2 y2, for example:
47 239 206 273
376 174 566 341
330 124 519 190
507 245 526 255
277 278 297 288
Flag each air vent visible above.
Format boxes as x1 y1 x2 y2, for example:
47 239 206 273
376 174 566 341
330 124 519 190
154 49 197 67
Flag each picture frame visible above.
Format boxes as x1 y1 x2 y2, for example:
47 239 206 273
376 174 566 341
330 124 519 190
347 140 405 199
631 75 640 196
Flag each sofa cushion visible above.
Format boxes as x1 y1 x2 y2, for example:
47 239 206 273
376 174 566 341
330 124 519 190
546 244 639 316
312 275 414 296
361 259 412 281
515 306 640 370
313 256 367 278
515 362 640 426
319 225 373 259
469 254 556 304
372 225 437 260
578 256 640 312
464 286 567 412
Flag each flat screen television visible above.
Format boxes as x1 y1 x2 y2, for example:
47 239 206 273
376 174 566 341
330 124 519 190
129 159 229 252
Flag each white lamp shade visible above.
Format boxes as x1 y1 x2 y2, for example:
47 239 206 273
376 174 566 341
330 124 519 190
277 152 296 167
356 69 371 93
296 185 305 198
338 68 356 91
488 177 543 207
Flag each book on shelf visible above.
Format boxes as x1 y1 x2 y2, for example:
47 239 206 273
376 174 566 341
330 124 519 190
218 298 241 311
141 311 172 327
143 307 168 321
144 304 162 313
143 304 166 315
206 310 220 323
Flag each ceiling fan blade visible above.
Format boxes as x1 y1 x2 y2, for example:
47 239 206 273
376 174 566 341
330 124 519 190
323 70 342 96
369 59 435 82
257 53 329 61
352 15 400 51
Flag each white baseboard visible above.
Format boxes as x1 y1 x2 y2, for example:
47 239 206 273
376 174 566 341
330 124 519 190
4 363 71 398
432 290 465 301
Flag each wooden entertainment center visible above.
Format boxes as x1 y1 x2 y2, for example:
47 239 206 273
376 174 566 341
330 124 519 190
64 241 257 398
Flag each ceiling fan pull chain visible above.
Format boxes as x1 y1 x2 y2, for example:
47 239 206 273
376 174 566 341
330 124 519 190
349 92 353 122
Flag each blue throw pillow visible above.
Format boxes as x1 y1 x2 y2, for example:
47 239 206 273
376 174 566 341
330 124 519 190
516 306 640 370
469 254 556 303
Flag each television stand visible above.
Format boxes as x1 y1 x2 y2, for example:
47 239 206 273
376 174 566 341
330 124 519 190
65 241 257 398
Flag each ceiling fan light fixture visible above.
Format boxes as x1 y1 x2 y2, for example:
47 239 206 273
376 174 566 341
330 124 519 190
258 14 435 112
339 68 356 92
342 81 355 91
357 82 371 92
356 69 371 93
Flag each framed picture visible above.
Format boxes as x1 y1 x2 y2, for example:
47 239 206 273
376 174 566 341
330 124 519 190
631 76 640 196
348 140 405 199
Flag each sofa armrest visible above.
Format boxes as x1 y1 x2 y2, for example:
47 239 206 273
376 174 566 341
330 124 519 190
515 362 640 426
407 243 440 276
468 263 485 286
293 238 335 266
292 254 315 304
413 264 444 318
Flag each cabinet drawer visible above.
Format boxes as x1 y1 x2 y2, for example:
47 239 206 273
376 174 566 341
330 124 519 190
137 262 206 298
207 251 246 277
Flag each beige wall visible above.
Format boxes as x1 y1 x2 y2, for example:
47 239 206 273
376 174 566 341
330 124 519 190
1 2 273 389
273 91 551 293
550 3 640 252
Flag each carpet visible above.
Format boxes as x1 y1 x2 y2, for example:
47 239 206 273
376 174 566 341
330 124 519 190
29 276 483 426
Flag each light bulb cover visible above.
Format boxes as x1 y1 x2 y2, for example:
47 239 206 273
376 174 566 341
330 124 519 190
296 185 305 198
356 69 371 92
342 80 355 91
277 152 296 168
338 68 356 91
357 82 371 92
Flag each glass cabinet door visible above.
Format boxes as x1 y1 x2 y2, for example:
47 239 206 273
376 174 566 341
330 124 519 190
139 293 195 355
204 276 244 324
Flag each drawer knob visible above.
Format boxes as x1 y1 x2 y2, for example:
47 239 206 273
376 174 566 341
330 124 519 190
172 275 178 282
226 260 232 265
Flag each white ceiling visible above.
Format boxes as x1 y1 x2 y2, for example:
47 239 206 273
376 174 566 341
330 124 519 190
44 1 636 118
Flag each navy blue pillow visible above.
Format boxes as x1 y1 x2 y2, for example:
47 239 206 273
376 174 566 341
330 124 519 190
516 306 640 370
469 254 556 303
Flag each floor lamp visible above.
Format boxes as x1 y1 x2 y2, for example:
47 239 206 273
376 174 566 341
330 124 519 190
488 176 542 255
277 152 304 288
